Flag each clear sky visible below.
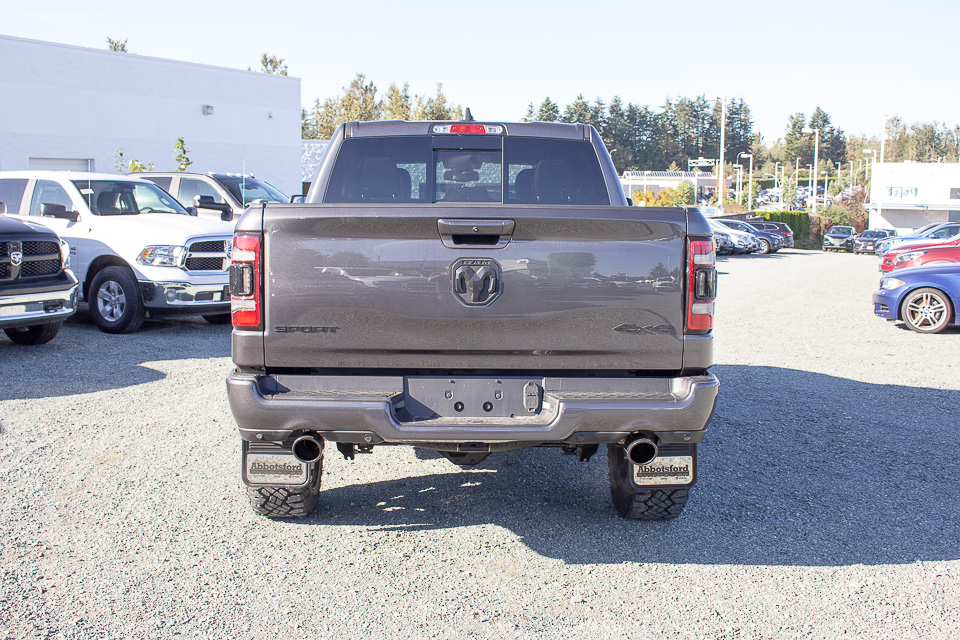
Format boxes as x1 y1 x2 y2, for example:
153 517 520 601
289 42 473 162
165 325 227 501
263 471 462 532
4 0 956 142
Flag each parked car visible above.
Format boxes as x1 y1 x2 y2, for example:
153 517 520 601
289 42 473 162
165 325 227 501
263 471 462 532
138 172 289 223
822 225 856 252
0 171 234 333
891 244 960 270
712 228 734 255
748 220 794 248
717 219 782 254
881 235 960 272
708 219 756 254
853 229 896 255
875 222 960 256
874 264 960 333
0 209 79 344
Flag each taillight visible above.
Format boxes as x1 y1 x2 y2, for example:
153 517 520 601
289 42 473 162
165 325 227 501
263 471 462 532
230 232 261 328
686 238 717 334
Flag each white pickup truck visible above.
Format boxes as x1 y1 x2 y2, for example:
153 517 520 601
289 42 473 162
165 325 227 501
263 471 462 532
0 171 234 333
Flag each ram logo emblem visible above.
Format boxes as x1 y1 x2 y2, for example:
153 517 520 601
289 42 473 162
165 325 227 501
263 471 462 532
451 258 501 306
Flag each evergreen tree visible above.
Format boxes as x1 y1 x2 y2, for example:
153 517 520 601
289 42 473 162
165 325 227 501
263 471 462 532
383 83 412 120
536 98 560 122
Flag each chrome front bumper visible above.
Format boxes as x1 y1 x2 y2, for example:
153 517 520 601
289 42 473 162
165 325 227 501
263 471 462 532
0 283 79 330
140 280 230 310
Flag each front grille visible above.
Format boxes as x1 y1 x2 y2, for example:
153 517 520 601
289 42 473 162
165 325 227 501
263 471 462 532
0 264 7 279
879 304 889 312
185 257 226 271
189 240 227 253
22 240 59 256
20 259 61 278
0 243 7 258
183 236 230 272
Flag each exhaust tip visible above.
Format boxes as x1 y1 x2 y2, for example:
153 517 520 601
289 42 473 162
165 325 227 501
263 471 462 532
292 435 323 463
625 438 658 465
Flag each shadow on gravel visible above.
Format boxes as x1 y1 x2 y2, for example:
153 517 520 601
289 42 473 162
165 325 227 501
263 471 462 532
0 309 230 400
298 365 959 568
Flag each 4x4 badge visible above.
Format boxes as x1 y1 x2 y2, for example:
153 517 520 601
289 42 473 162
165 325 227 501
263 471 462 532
451 258 501 306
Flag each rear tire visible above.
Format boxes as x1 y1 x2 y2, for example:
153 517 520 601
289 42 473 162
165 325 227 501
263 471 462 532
607 444 689 520
3 322 61 345
88 266 145 334
246 456 322 518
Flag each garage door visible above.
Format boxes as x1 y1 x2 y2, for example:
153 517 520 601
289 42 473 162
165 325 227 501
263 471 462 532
28 158 94 171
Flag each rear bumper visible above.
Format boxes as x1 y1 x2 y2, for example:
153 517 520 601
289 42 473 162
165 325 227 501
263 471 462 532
226 371 719 446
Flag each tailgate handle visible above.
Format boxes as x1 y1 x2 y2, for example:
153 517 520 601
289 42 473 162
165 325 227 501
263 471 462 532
438 219 515 249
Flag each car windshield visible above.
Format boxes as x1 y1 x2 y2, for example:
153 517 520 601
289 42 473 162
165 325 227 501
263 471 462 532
72 180 189 216
828 227 854 236
861 230 885 238
216 177 288 206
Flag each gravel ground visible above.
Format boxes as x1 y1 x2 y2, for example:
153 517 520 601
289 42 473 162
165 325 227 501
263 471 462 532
1 249 958 639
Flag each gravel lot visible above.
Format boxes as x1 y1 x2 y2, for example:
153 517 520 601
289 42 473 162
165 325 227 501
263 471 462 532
1 249 958 639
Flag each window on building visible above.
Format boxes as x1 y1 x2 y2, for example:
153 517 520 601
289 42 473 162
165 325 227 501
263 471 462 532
949 188 960 200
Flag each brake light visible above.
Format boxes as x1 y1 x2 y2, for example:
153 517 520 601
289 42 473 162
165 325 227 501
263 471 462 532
431 124 504 135
230 232 261 328
686 238 717 334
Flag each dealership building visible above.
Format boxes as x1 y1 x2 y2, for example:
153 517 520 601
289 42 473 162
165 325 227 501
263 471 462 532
867 162 960 232
0 34 302 196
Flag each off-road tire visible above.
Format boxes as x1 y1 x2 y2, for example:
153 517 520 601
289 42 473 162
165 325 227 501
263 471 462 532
3 322 61 345
88 266 145 334
202 313 232 324
246 458 322 518
607 444 689 520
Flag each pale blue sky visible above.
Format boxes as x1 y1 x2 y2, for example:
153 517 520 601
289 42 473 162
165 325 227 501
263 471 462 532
4 0 955 142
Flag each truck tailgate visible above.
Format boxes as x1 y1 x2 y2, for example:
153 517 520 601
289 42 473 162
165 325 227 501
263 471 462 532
261 204 687 371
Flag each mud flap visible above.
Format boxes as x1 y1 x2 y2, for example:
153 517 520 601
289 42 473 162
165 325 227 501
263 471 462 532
630 444 697 489
242 440 311 487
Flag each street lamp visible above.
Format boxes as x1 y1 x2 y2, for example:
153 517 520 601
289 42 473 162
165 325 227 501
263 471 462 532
863 149 877 183
733 162 743 206
738 152 753 211
806 164 813 207
802 126 821 216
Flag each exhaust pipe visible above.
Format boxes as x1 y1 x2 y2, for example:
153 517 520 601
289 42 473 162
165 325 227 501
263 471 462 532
292 434 324 463
625 437 658 465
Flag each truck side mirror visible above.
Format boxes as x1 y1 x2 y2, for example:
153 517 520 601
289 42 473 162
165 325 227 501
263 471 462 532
40 202 79 221
626 197 634 206
194 195 233 214
289 195 305 204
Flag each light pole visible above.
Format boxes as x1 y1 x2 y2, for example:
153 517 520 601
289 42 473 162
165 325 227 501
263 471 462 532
863 149 876 183
806 164 813 208
774 162 783 205
849 160 855 187
738 152 753 210
803 126 821 216
733 162 743 206
822 171 829 205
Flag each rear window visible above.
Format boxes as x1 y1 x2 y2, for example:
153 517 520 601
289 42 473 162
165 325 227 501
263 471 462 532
323 136 609 205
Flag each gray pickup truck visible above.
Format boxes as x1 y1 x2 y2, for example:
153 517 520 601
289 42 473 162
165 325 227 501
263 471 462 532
226 119 718 520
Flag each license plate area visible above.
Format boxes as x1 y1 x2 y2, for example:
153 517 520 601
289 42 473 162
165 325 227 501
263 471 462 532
242 441 309 486
402 376 542 420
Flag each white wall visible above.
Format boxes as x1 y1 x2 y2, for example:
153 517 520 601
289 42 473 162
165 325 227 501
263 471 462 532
0 35 301 195
869 162 960 231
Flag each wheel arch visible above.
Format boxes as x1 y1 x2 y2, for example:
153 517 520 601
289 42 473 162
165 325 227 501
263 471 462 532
83 256 132 301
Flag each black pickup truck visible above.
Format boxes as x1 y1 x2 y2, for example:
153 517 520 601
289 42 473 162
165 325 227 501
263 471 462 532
0 212 78 345
226 119 719 520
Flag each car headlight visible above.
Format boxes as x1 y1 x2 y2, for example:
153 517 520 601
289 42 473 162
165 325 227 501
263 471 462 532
881 278 905 290
138 245 184 266
59 239 70 269
895 251 926 263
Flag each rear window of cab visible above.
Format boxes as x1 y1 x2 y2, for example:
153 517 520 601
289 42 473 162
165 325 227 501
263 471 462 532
323 136 609 205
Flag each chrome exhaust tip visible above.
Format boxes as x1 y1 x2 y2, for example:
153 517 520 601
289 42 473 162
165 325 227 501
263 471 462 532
625 437 658 465
292 435 324 464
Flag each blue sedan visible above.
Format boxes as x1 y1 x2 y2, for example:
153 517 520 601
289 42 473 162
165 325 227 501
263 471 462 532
874 264 960 333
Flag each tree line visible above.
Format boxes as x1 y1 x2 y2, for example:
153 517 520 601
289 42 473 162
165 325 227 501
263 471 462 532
296 73 958 177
